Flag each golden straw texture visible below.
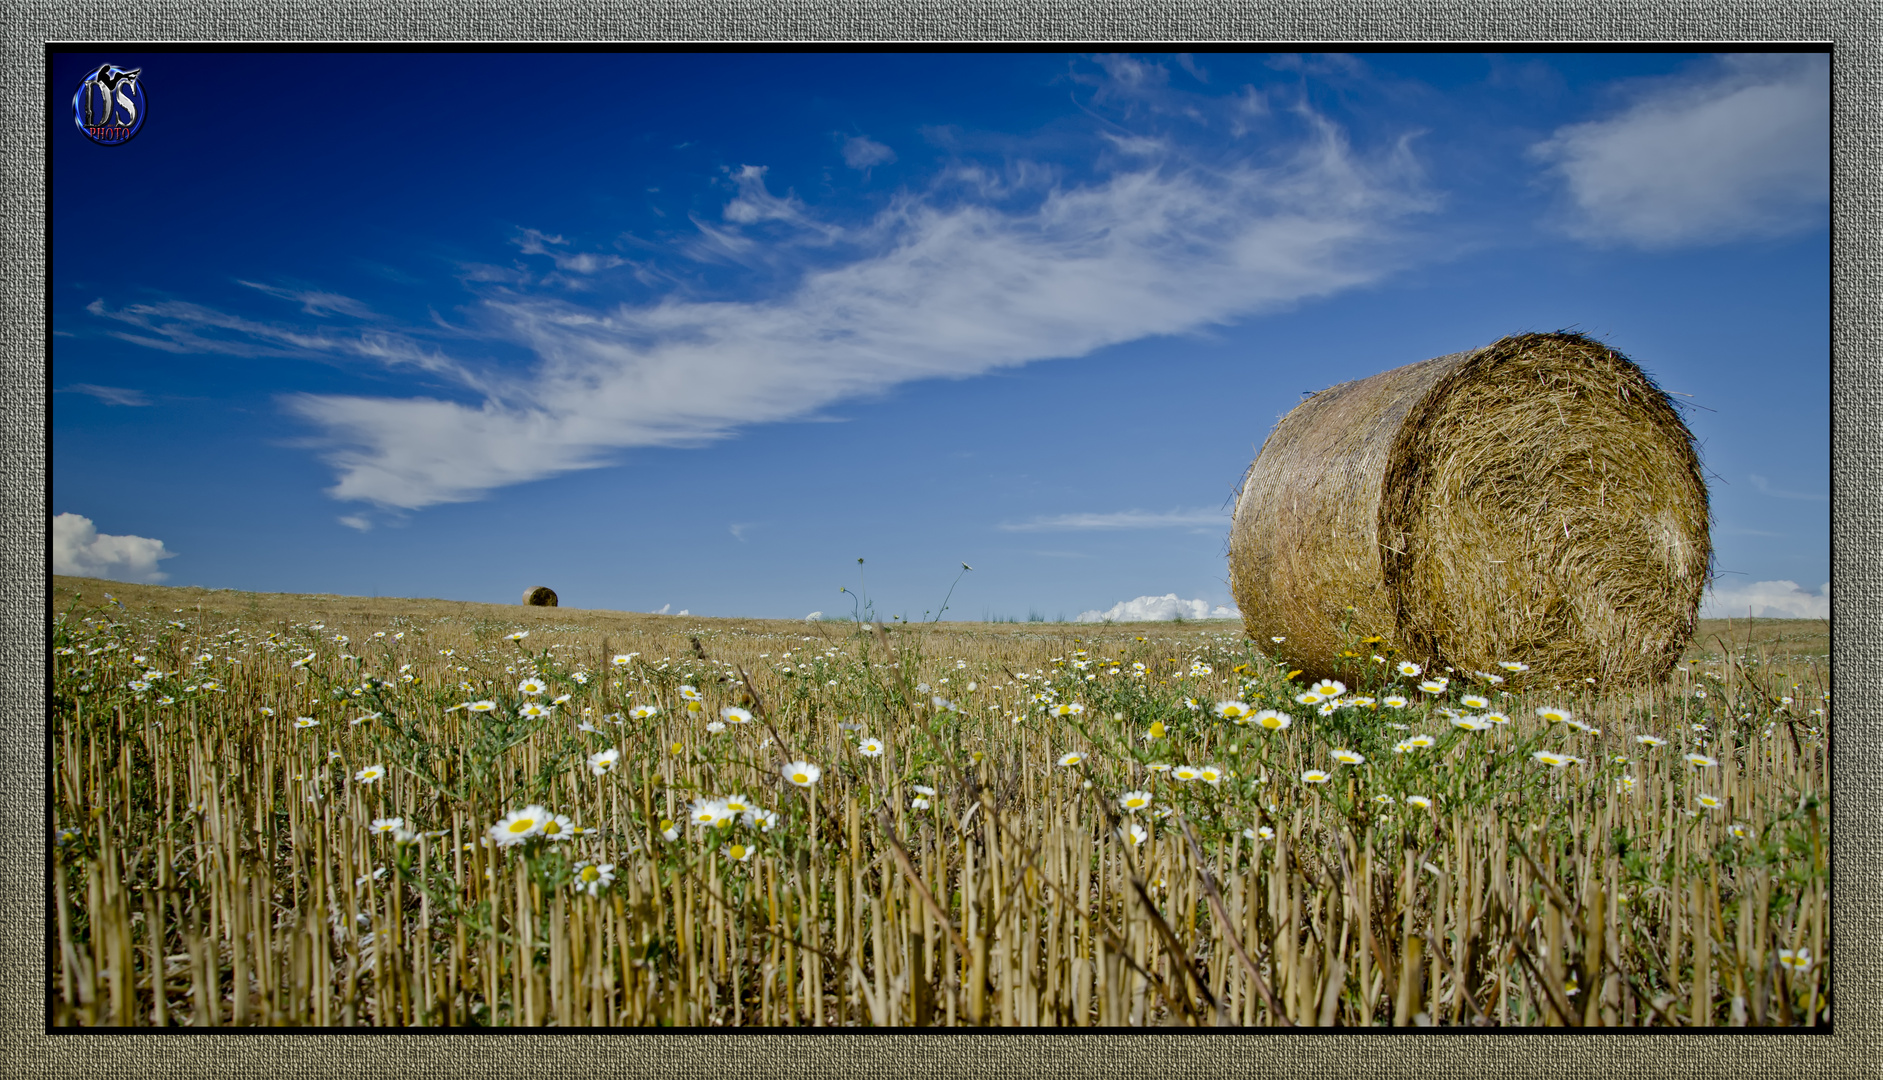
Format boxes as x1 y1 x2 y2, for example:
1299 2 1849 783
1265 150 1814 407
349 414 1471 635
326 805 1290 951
1230 332 1710 687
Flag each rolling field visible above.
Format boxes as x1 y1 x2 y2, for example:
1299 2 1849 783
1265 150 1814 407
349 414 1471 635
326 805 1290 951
46 577 1830 1027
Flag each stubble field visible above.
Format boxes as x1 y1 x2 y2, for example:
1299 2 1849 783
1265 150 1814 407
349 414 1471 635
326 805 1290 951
47 576 1830 1027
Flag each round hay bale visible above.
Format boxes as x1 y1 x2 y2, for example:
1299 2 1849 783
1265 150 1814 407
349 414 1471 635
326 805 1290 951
1228 332 1710 687
522 585 559 607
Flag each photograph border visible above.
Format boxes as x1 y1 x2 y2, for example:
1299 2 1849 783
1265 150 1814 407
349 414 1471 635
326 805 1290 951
7 4 1873 1075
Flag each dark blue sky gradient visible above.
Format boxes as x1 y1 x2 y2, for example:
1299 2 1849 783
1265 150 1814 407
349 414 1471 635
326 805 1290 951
51 50 1830 620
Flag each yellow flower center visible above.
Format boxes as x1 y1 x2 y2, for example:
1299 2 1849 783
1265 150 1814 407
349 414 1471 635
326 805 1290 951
793 773 808 783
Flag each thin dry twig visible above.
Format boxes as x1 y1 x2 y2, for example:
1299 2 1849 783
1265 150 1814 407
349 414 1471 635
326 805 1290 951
1174 814 1292 1026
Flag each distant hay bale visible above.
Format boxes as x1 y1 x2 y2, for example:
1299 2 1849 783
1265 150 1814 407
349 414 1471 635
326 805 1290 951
522 586 558 607
1228 332 1710 687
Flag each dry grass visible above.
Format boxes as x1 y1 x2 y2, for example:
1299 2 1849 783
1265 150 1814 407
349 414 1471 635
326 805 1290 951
1229 333 1710 688
48 576 1828 1027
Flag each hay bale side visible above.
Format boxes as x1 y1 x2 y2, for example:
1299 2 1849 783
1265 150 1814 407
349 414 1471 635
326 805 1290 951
1229 332 1710 687
522 586 558 607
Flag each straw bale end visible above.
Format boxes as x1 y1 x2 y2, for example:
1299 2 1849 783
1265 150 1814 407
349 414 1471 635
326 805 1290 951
522 585 559 607
1229 332 1709 688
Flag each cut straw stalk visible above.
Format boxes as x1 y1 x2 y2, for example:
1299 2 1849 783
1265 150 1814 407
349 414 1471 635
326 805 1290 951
51 591 1824 1028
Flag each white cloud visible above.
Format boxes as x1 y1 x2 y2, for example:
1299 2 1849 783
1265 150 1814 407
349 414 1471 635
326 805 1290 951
1076 594 1240 623
52 513 175 582
63 384 151 406
1100 131 1168 157
841 135 896 170
1530 54 1829 248
1001 509 1230 532
101 112 1427 511
1091 54 1170 96
1701 579 1829 620
86 297 485 390
237 280 376 318
1747 473 1827 501
291 128 1418 509
716 165 838 238
338 514 372 531
514 228 626 274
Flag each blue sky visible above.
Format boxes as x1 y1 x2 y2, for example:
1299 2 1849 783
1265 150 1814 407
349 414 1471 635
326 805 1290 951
50 50 1831 621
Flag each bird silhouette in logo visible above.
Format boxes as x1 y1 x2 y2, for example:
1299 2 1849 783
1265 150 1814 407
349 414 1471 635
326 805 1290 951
88 63 141 97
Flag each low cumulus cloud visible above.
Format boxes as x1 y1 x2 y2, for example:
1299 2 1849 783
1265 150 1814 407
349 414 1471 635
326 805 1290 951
52 512 175 582
1076 594 1240 623
1701 579 1829 620
1529 53 1828 249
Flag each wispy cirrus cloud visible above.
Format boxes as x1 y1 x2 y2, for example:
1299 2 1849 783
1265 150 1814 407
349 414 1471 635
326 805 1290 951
85 294 489 391
92 73 1431 513
999 509 1230 532
841 135 896 171
289 123 1424 510
62 383 151 406
514 228 627 275
1747 473 1828 501
234 280 377 318
1529 53 1829 249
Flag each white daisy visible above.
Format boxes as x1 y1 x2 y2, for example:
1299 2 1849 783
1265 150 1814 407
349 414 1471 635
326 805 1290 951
490 805 549 846
572 861 616 896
